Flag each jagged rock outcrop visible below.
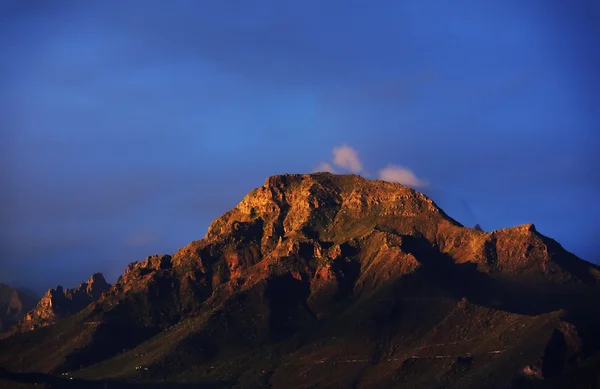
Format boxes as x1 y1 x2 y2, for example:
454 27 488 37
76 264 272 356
0 284 37 333
15 273 110 332
173 174 598 296
0 173 599 389
521 321 583 379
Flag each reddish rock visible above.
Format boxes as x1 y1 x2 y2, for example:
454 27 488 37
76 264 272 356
1 173 599 388
14 273 110 332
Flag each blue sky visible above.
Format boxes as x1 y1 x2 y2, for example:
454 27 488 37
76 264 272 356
1 1 599 293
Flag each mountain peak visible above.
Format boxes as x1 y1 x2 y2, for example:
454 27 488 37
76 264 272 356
2 174 598 387
13 273 111 333
207 173 454 244
88 272 106 284
495 223 537 234
186 173 598 299
521 223 537 232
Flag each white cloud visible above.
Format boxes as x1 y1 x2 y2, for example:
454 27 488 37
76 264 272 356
314 146 427 189
332 144 362 173
312 162 337 173
378 164 428 188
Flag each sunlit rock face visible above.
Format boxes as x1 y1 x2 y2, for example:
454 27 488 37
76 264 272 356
16 273 110 332
1 173 599 389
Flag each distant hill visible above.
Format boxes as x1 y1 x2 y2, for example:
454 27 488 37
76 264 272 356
7 273 110 335
0 173 598 389
0 284 38 333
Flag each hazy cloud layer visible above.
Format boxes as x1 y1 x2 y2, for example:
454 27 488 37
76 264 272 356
378 164 428 188
312 162 337 174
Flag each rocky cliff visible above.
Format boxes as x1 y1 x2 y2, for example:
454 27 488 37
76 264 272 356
0 173 598 389
14 273 110 332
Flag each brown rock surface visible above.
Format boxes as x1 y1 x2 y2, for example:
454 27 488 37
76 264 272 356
13 273 110 332
0 173 599 389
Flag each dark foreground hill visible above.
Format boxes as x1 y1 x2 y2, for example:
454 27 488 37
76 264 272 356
1 173 599 389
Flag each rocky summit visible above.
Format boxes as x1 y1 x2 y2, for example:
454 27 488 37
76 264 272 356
8 273 110 334
0 173 599 389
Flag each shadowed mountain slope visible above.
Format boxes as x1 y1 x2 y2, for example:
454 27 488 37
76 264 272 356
1 173 598 389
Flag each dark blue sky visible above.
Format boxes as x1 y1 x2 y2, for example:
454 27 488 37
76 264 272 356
1 1 599 293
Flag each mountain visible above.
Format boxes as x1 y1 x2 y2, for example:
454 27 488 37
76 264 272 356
7 273 110 335
0 173 599 389
0 284 37 333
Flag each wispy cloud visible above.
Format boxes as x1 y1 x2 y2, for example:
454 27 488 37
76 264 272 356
378 164 428 188
332 145 362 173
314 145 427 190
313 144 363 174
312 162 337 173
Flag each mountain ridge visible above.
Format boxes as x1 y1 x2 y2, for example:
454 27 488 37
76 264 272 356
0 284 38 334
0 173 598 389
6 272 110 335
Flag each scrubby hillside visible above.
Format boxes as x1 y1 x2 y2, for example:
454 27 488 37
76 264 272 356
1 173 598 389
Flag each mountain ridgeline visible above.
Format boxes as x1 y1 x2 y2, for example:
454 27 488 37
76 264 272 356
6 273 110 335
1 173 599 389
0 285 37 334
